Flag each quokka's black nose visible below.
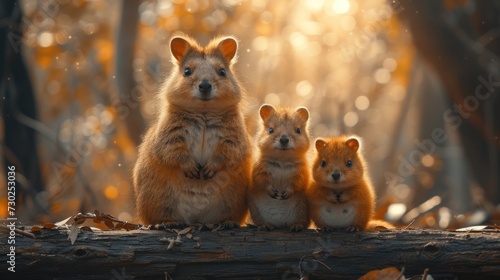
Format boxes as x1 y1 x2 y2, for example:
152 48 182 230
279 135 289 146
332 170 341 181
199 80 212 94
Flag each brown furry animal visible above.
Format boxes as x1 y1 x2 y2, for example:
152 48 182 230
248 105 310 232
133 35 252 228
308 136 385 231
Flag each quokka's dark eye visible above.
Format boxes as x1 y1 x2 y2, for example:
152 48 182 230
184 68 192 77
346 160 353 167
296 128 301 134
269 127 274 134
218 68 226 77
321 161 327 167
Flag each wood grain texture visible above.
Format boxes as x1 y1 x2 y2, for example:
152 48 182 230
1 227 500 279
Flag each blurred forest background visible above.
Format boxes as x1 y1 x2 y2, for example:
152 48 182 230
1 0 499 229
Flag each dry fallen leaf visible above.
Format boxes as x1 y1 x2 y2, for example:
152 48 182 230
31 226 43 232
80 226 94 232
175 226 193 235
55 216 73 227
69 209 141 231
43 223 56 229
455 225 500 232
104 220 115 229
359 267 403 280
68 223 79 245
456 225 487 231
193 236 202 248
167 239 175 250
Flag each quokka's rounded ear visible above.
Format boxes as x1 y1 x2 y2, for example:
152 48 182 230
259 104 275 121
315 138 327 151
346 138 360 152
217 37 238 62
170 36 191 62
296 107 309 121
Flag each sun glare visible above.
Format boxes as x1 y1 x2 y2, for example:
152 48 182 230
332 0 350 14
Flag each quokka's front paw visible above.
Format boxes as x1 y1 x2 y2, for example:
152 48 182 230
220 220 240 230
322 226 341 232
202 159 222 179
150 222 188 230
182 160 202 179
257 223 275 231
346 226 361 232
289 223 304 232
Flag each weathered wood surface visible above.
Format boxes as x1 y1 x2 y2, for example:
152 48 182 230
1 227 500 279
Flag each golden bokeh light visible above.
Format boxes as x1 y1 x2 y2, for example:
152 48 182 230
305 0 326 12
438 207 451 228
118 211 133 222
383 57 397 71
343 111 359 127
104 185 119 200
421 154 435 168
264 93 281 106
355 95 370 110
38 32 54 48
386 203 407 221
296 80 314 97
374 68 391 84
340 15 356 31
395 184 411 200
332 0 351 14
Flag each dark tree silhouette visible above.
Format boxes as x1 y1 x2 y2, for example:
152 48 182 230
395 0 500 205
114 0 144 146
0 1 44 209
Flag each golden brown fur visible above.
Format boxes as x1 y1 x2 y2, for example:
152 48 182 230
248 105 310 231
366 219 395 231
133 35 252 227
308 136 379 231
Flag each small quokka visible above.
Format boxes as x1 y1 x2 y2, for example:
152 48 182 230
308 136 392 231
133 35 252 228
248 105 310 232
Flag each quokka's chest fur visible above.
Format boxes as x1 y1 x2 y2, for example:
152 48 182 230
177 113 226 166
266 161 298 186
318 201 357 228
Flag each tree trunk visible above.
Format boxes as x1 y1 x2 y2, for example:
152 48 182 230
394 0 500 204
2 227 500 279
0 1 44 206
114 0 144 146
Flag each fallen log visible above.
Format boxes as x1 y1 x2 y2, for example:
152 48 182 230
1 227 500 279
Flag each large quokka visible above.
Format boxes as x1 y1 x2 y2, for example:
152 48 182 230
248 105 311 231
133 35 252 228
